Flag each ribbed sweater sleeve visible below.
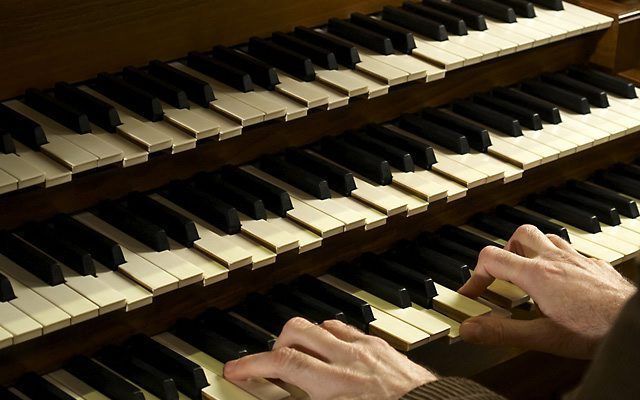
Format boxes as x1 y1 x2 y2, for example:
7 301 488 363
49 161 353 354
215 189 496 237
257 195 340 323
401 378 506 400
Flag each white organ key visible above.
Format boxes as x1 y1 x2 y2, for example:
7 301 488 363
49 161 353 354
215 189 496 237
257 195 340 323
390 168 449 202
554 114 610 145
187 104 243 140
533 6 592 36
330 192 388 230
410 42 465 71
93 261 153 311
540 122 594 151
0 153 44 189
253 87 308 121
413 167 468 202
414 35 483 66
445 33 502 61
0 301 42 344
12 141 72 187
161 102 221 139
314 67 369 97
262 211 323 253
485 18 552 47
521 127 576 158
167 239 229 286
87 123 149 167
238 213 300 254
58 264 127 315
0 168 17 194
562 2 614 30
559 108 628 141
274 73 330 108
590 106 640 136
0 326 13 349
432 282 492 322
351 177 407 216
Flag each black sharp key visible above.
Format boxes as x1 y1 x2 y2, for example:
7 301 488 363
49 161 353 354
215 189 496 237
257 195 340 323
364 253 438 309
567 66 637 99
551 188 621 226
24 88 91 134
164 183 241 234
420 108 492 152
174 319 248 363
365 124 437 169
568 180 639 219
317 137 392 185
492 87 562 124
386 244 466 290
96 201 170 252
474 93 542 130
198 308 276 353
397 114 470 154
495 204 571 242
187 52 253 92
0 272 16 302
382 6 448 41
541 73 609 108
148 60 216 107
470 213 521 241
219 167 293 217
51 215 126 270
402 3 467 36
350 13 416 54
531 0 563 10
248 37 316 82
438 224 502 252
126 335 208 400
0 233 65 286
613 163 640 181
271 284 347 323
293 26 361 69
520 80 590 114
211 46 280 90
66 356 145 400
422 0 488 30
259 155 331 199
417 232 479 267
0 103 48 149
284 148 357 196
0 129 15 154
592 171 640 199
332 264 412 308
452 100 522 137
123 66 189 109
126 193 200 247
272 32 339 70
452 0 517 22
526 196 601 233
93 73 164 122
327 18 394 55
241 293 306 335
195 173 267 220
0 387 23 400
15 372 75 400
344 131 415 172
20 222 96 276
295 274 375 332
97 345 179 400
54 82 122 133
495 0 536 18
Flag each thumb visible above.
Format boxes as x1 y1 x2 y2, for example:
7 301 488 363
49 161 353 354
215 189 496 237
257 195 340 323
460 317 586 358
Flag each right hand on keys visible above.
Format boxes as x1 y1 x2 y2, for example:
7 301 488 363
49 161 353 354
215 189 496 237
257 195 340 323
458 225 636 359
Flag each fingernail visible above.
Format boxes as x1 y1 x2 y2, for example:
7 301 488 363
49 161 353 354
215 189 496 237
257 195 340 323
460 321 483 341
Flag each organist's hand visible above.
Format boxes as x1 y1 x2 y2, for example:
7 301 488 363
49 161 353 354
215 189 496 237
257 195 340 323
458 225 636 359
223 317 436 400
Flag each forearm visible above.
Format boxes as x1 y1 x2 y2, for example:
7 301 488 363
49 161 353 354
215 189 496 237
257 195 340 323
402 378 506 400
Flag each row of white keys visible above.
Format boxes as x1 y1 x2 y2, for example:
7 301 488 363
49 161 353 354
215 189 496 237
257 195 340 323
167 239 229 286
0 152 44 190
0 299 41 346
150 194 275 269
240 165 350 235
161 101 223 139
274 71 348 110
6 100 124 168
589 104 640 137
410 37 466 71
0 167 17 194
237 211 300 254
412 166 468 202
521 125 577 158
12 141 72 187
562 2 614 31
86 123 149 167
485 17 552 47
314 65 385 99
540 121 595 151
559 107 628 141
390 167 449 202
93 261 153 311
359 46 446 83
0 252 98 325
511 12 569 43
533 5 597 36
57 264 127 315
414 34 483 67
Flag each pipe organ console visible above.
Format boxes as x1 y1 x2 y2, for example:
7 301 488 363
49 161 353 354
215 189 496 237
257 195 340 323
0 0 639 398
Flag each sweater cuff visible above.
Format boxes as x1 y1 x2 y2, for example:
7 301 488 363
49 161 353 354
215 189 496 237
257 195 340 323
401 378 506 400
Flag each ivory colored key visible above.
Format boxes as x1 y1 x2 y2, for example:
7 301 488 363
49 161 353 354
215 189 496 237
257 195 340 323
238 214 299 254
87 123 149 167
414 35 483 66
0 326 13 349
446 33 501 61
511 12 569 43
413 167 468 202
540 122 594 152
58 264 127 315
314 67 368 97
430 145 522 183
80 87 174 152
0 255 98 324
253 87 308 121
559 108 628 141
485 126 558 163
162 102 221 139
321 274 451 341
553 114 610 145
315 277 430 351
354 52 410 85
167 239 229 286
330 192 387 230
187 104 243 140
5 100 124 168
274 73 330 108
0 301 41 344
432 282 492 322
0 153 44 189
354 176 429 216
485 18 551 47
13 142 72 186
75 213 179 295
47 370 112 400
533 6 593 37
470 270 529 309
410 43 465 71
242 165 350 235
390 169 448 202
79 212 201 288
428 151 490 188
521 127 576 158
93 262 153 311
562 2 614 30
154 333 285 400
152 195 275 269
0 168 17 194
41 374 87 399
260 212 322 253
590 107 640 136
412 303 461 343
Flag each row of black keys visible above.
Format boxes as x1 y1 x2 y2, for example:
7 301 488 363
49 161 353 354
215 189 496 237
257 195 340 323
0 0 603 152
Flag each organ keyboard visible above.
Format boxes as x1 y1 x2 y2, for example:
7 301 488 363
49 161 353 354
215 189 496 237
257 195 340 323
0 0 639 398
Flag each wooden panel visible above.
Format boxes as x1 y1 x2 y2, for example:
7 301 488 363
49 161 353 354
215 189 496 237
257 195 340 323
0 132 637 385
0 33 602 231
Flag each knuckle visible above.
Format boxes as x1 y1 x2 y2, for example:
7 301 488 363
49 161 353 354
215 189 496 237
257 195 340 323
479 245 500 261
272 347 299 370
515 224 539 239
283 317 310 332
320 319 345 329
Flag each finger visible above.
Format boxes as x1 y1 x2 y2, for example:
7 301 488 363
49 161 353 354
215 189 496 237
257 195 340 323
460 316 592 358
459 246 535 298
505 225 557 257
274 317 348 362
320 319 366 342
545 234 577 254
